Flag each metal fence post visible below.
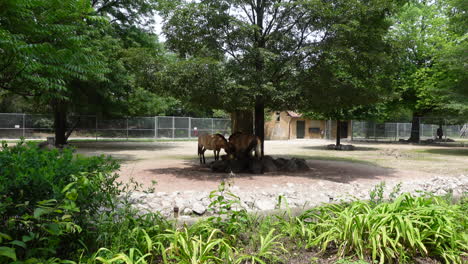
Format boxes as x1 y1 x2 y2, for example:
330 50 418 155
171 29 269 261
373 122 377 141
211 118 214 135
188 117 191 138
418 117 421 144
22 113 25 138
396 123 399 141
172 116 175 139
154 116 157 139
95 116 98 141
126 118 129 141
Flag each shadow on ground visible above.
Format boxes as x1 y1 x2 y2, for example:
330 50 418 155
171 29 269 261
418 148 468 156
74 141 177 162
301 145 379 151
145 156 396 184
72 141 176 151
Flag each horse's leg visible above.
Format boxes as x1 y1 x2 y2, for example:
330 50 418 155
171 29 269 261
202 148 206 164
198 145 201 164
214 150 218 161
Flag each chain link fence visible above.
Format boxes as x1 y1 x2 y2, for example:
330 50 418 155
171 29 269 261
352 119 468 143
0 113 231 140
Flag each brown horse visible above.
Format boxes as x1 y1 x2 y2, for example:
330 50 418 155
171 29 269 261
198 134 233 164
229 132 262 159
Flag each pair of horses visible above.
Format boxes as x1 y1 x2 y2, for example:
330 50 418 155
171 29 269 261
197 132 261 164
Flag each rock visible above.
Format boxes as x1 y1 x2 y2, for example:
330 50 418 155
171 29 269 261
183 208 192 215
273 158 288 169
210 160 228 172
292 158 310 171
249 159 263 174
156 192 167 197
326 144 336 150
341 145 355 151
227 158 249 173
284 159 298 172
192 202 206 215
262 156 278 172
255 199 276 211
327 144 355 151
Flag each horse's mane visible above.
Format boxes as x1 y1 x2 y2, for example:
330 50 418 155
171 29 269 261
228 131 243 141
215 133 228 143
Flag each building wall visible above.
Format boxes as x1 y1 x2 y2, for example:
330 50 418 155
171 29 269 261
265 112 292 140
265 112 327 140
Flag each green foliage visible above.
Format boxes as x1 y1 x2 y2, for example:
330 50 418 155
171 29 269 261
303 194 468 263
0 0 109 98
206 180 251 236
0 141 120 215
0 141 121 262
388 0 468 120
157 0 404 116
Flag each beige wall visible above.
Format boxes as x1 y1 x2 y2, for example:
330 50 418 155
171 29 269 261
265 112 292 140
265 112 327 140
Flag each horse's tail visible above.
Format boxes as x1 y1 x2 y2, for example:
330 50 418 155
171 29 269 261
255 136 262 158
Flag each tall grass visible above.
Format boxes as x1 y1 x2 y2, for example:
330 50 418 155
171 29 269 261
303 193 467 263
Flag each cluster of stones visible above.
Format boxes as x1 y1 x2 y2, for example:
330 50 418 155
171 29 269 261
125 175 468 218
326 144 356 150
210 155 310 174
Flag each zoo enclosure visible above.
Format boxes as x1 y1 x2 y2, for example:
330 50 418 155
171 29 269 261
351 119 467 142
0 113 231 140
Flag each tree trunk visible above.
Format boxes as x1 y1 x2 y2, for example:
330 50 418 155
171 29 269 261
231 110 253 134
408 114 421 143
252 0 265 157
254 98 265 157
53 99 68 146
336 120 341 146
437 124 443 140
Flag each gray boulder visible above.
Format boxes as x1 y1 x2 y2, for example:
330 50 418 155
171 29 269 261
210 160 228 172
249 159 263 174
192 202 206 215
284 159 298 172
227 159 249 173
262 156 278 172
292 158 310 171
273 158 288 170
255 199 276 211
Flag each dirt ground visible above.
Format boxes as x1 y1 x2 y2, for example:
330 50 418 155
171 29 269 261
73 139 468 193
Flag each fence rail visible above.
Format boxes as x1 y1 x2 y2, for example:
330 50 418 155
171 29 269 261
352 120 467 142
0 113 231 140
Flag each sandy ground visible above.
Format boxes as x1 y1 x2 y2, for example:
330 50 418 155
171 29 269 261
74 139 468 193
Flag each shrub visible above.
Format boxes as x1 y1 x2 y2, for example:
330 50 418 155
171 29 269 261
0 141 120 217
0 141 121 262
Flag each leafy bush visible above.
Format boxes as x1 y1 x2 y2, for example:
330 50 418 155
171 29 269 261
0 141 121 262
0 141 120 217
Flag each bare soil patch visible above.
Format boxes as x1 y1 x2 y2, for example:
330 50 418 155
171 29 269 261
74 139 465 193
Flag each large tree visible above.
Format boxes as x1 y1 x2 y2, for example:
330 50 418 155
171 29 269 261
0 0 167 145
0 0 111 145
389 0 468 142
158 0 404 155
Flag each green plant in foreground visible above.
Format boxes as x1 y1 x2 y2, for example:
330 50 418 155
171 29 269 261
207 180 251 236
236 229 286 264
304 193 468 264
159 228 233 264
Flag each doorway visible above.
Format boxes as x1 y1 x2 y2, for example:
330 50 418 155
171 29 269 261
296 120 305 139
